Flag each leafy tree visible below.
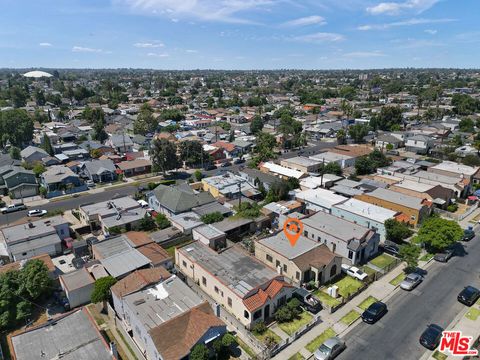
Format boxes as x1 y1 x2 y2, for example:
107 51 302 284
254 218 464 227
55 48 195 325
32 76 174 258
32 162 46 177
459 118 475 133
42 134 54 156
265 181 289 203
155 214 171 229
385 219 413 243
9 86 28 108
92 119 108 142
190 344 209 360
339 86 356 101
0 109 34 147
355 149 391 175
275 298 301 323
216 121 231 131
463 154 480 167
90 148 102 159
278 114 303 149
370 106 404 131
134 103 157 135
33 109 48 123
15 301 32 322
399 243 421 272
91 276 117 304
348 124 369 143
452 94 480 115
250 115 264 134
201 212 224 224
336 129 347 145
321 162 342 176
417 217 463 251
35 89 46 106
138 214 156 231
234 202 261 219
254 132 276 162
17 259 53 299
159 108 185 122
9 146 21 160
194 170 203 181
179 140 208 167
150 139 180 175
222 333 236 348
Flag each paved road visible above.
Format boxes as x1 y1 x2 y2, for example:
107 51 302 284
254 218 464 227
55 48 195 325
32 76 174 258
338 231 480 360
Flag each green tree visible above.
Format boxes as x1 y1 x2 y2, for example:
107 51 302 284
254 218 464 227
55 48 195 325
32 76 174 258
348 124 369 143
155 214 171 229
138 214 156 231
134 103 157 135
459 118 475 133
194 170 203 181
336 129 347 145
201 212 224 224
16 301 32 322
42 134 54 156
463 154 480 167
385 219 413 243
278 114 303 149
150 139 180 175
179 141 208 167
17 259 53 300
399 243 421 272
32 162 46 177
35 89 46 106
250 115 264 134
0 109 34 147
92 119 108 142
159 109 185 122
9 146 21 160
254 132 276 162
91 276 117 304
370 106 404 131
190 344 209 360
417 217 463 251
321 162 342 176
9 86 28 108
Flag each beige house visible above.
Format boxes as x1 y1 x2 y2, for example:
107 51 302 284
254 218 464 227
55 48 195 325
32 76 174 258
175 241 295 329
255 232 342 286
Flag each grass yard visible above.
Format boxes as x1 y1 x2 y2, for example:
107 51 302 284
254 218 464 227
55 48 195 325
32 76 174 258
254 329 282 345
333 276 364 298
235 336 256 358
389 273 406 286
465 307 480 321
361 265 377 277
358 296 379 311
288 353 305 360
432 350 448 360
306 328 337 353
279 311 313 335
340 310 360 325
420 253 434 262
314 290 341 307
369 253 396 269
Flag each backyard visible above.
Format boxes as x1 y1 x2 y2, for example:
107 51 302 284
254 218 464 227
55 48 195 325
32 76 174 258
306 328 337 353
278 311 314 336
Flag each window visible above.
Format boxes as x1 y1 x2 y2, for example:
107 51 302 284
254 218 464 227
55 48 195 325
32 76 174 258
276 260 280 268
228 297 232 307
202 276 207 286
244 310 250 319
182 260 187 268
296 271 300 280
22 252 27 256
317 236 321 241
266 254 273 263
348 250 353 260
304 230 309 237
330 264 337 278
332 243 336 252
214 286 219 294
253 309 262 320
283 264 288 272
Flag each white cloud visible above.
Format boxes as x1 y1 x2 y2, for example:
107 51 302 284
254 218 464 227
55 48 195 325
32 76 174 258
72 46 106 53
292 32 345 43
133 41 164 48
282 15 326 27
185 49 198 53
390 37 444 48
39 42 52 47
424 29 437 34
358 17 456 30
147 52 169 57
343 50 387 58
367 0 439 15
120 0 276 24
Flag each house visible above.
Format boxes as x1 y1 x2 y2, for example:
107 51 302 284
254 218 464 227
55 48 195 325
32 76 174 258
375 133 404 150
405 134 434 154
299 174 343 190
170 212 203 235
147 183 216 216
107 134 134 153
455 145 478 158
237 168 281 191
388 179 455 208
201 173 258 199
176 241 295 329
192 224 227 251
20 145 49 164
79 140 115 156
0 215 69 261
295 188 348 214
116 158 152 177
79 197 147 233
332 198 399 242
255 232 342 286
428 161 478 182
40 165 86 198
10 309 113 360
0 165 38 198
280 156 323 173
309 152 355 169
302 212 380 265
260 162 307 180
355 188 431 226
211 141 240 159
59 267 95 308
82 159 117 183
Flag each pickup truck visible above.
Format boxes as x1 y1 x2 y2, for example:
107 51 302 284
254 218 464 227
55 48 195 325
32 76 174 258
1 203 27 214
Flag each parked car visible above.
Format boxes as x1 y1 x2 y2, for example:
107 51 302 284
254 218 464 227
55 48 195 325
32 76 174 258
361 301 388 324
220 162 231 168
27 209 48 217
434 248 455 263
137 200 148 208
1 203 27 214
293 288 322 314
233 158 245 164
314 337 346 360
86 180 95 188
462 228 475 242
457 286 480 306
419 324 444 350
341 264 368 281
400 273 423 291
383 244 400 257
204 164 217 171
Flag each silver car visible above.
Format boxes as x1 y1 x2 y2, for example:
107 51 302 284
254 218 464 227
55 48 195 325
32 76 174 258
400 273 423 291
314 337 346 360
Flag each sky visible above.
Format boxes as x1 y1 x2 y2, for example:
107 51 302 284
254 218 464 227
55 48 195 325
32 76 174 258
0 0 479 70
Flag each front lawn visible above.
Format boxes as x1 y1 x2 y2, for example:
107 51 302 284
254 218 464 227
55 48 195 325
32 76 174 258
340 310 360 325
314 290 341 307
358 296 378 311
369 253 396 269
279 311 313 336
465 307 480 321
419 253 434 262
389 273 406 286
333 276 364 298
306 328 336 353
361 265 377 277
235 336 256 358
253 329 282 345
288 353 305 360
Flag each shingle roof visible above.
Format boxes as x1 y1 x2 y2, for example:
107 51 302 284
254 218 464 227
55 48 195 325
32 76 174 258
243 279 293 312
152 183 215 213
83 159 116 175
111 267 171 298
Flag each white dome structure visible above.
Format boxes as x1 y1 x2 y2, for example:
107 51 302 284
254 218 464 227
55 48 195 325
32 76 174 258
23 70 53 78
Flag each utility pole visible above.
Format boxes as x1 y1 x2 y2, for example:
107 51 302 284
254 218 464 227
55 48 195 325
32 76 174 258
320 158 325 188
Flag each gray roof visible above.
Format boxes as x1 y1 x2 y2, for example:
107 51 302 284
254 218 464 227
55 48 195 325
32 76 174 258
302 212 371 242
60 268 94 291
193 224 226 239
20 145 48 159
11 309 111 360
83 159 116 175
238 168 281 185
109 134 133 147
123 276 203 330
192 201 231 217
331 184 364 197
101 248 151 278
377 134 402 143
42 165 79 184
93 235 131 259
179 242 279 297
8 233 61 256
367 188 426 210
152 183 215 213
0 153 20 167
149 227 183 244
1 216 67 244
258 232 318 260
212 217 253 233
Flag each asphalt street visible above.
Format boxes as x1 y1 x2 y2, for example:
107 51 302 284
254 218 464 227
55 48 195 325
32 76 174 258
338 230 480 360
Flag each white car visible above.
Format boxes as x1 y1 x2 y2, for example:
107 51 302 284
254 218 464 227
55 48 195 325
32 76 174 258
342 264 368 281
27 209 48 217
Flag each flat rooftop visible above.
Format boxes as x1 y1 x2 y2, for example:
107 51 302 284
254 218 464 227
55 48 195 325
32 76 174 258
258 232 318 260
302 212 370 242
178 242 278 298
295 188 347 208
430 161 478 176
123 276 203 330
193 224 225 239
366 188 425 210
282 156 321 167
333 198 398 223
80 196 140 217
1 215 66 244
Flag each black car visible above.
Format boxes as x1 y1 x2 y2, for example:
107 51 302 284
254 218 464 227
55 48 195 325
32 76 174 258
204 164 217 171
220 162 231 168
361 301 387 324
233 158 245 164
383 244 400 257
420 324 444 350
434 248 455 263
458 286 480 306
462 229 475 242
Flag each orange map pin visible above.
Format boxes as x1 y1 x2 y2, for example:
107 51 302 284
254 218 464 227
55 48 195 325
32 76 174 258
283 218 303 247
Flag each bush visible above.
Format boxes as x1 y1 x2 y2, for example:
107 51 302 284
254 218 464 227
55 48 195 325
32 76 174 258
201 212 224 224
252 321 267 335
155 213 171 229
446 203 458 213
385 219 413 243
275 298 301 323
